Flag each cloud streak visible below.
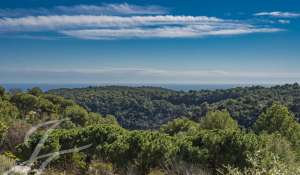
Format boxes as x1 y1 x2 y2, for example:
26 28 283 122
0 15 221 32
61 27 282 39
0 4 285 40
0 15 282 39
0 3 167 17
254 11 300 18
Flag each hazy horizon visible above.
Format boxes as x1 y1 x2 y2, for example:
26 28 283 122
0 82 286 92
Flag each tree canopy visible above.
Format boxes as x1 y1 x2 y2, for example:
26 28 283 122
49 84 300 129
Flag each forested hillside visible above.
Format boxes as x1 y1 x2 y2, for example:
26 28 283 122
0 85 300 175
49 83 300 129
0 86 118 153
2 85 300 174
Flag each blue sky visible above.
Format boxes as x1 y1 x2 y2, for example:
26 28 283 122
0 0 300 84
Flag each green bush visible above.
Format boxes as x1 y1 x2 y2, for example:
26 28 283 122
200 110 239 131
185 130 259 170
102 131 179 175
160 118 200 136
254 103 300 149
28 87 43 97
63 105 89 126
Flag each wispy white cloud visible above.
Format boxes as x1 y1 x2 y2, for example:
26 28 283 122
0 4 285 40
61 27 282 39
254 11 300 18
0 3 167 17
0 15 221 32
0 15 282 39
55 4 167 15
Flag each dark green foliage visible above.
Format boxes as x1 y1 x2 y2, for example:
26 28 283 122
181 130 259 170
0 99 19 122
102 131 179 174
254 103 299 133
64 105 89 126
49 86 196 129
37 97 57 114
254 103 300 147
160 118 200 136
28 87 43 97
10 93 40 114
16 124 262 175
16 124 126 162
49 84 300 129
0 86 5 97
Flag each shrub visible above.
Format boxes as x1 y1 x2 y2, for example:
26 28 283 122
160 118 200 136
254 103 300 149
200 110 239 131
63 105 89 126
28 87 43 97
186 130 259 170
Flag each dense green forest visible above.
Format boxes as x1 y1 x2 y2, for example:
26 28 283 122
49 83 300 129
1 85 300 175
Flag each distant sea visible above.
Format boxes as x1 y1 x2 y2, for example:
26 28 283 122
0 83 273 92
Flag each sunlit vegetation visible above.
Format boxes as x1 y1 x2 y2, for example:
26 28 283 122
1 84 300 174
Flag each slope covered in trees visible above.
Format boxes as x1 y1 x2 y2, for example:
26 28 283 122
1 85 300 174
0 87 118 153
49 83 300 129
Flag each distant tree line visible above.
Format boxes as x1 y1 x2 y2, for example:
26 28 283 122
49 83 300 129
